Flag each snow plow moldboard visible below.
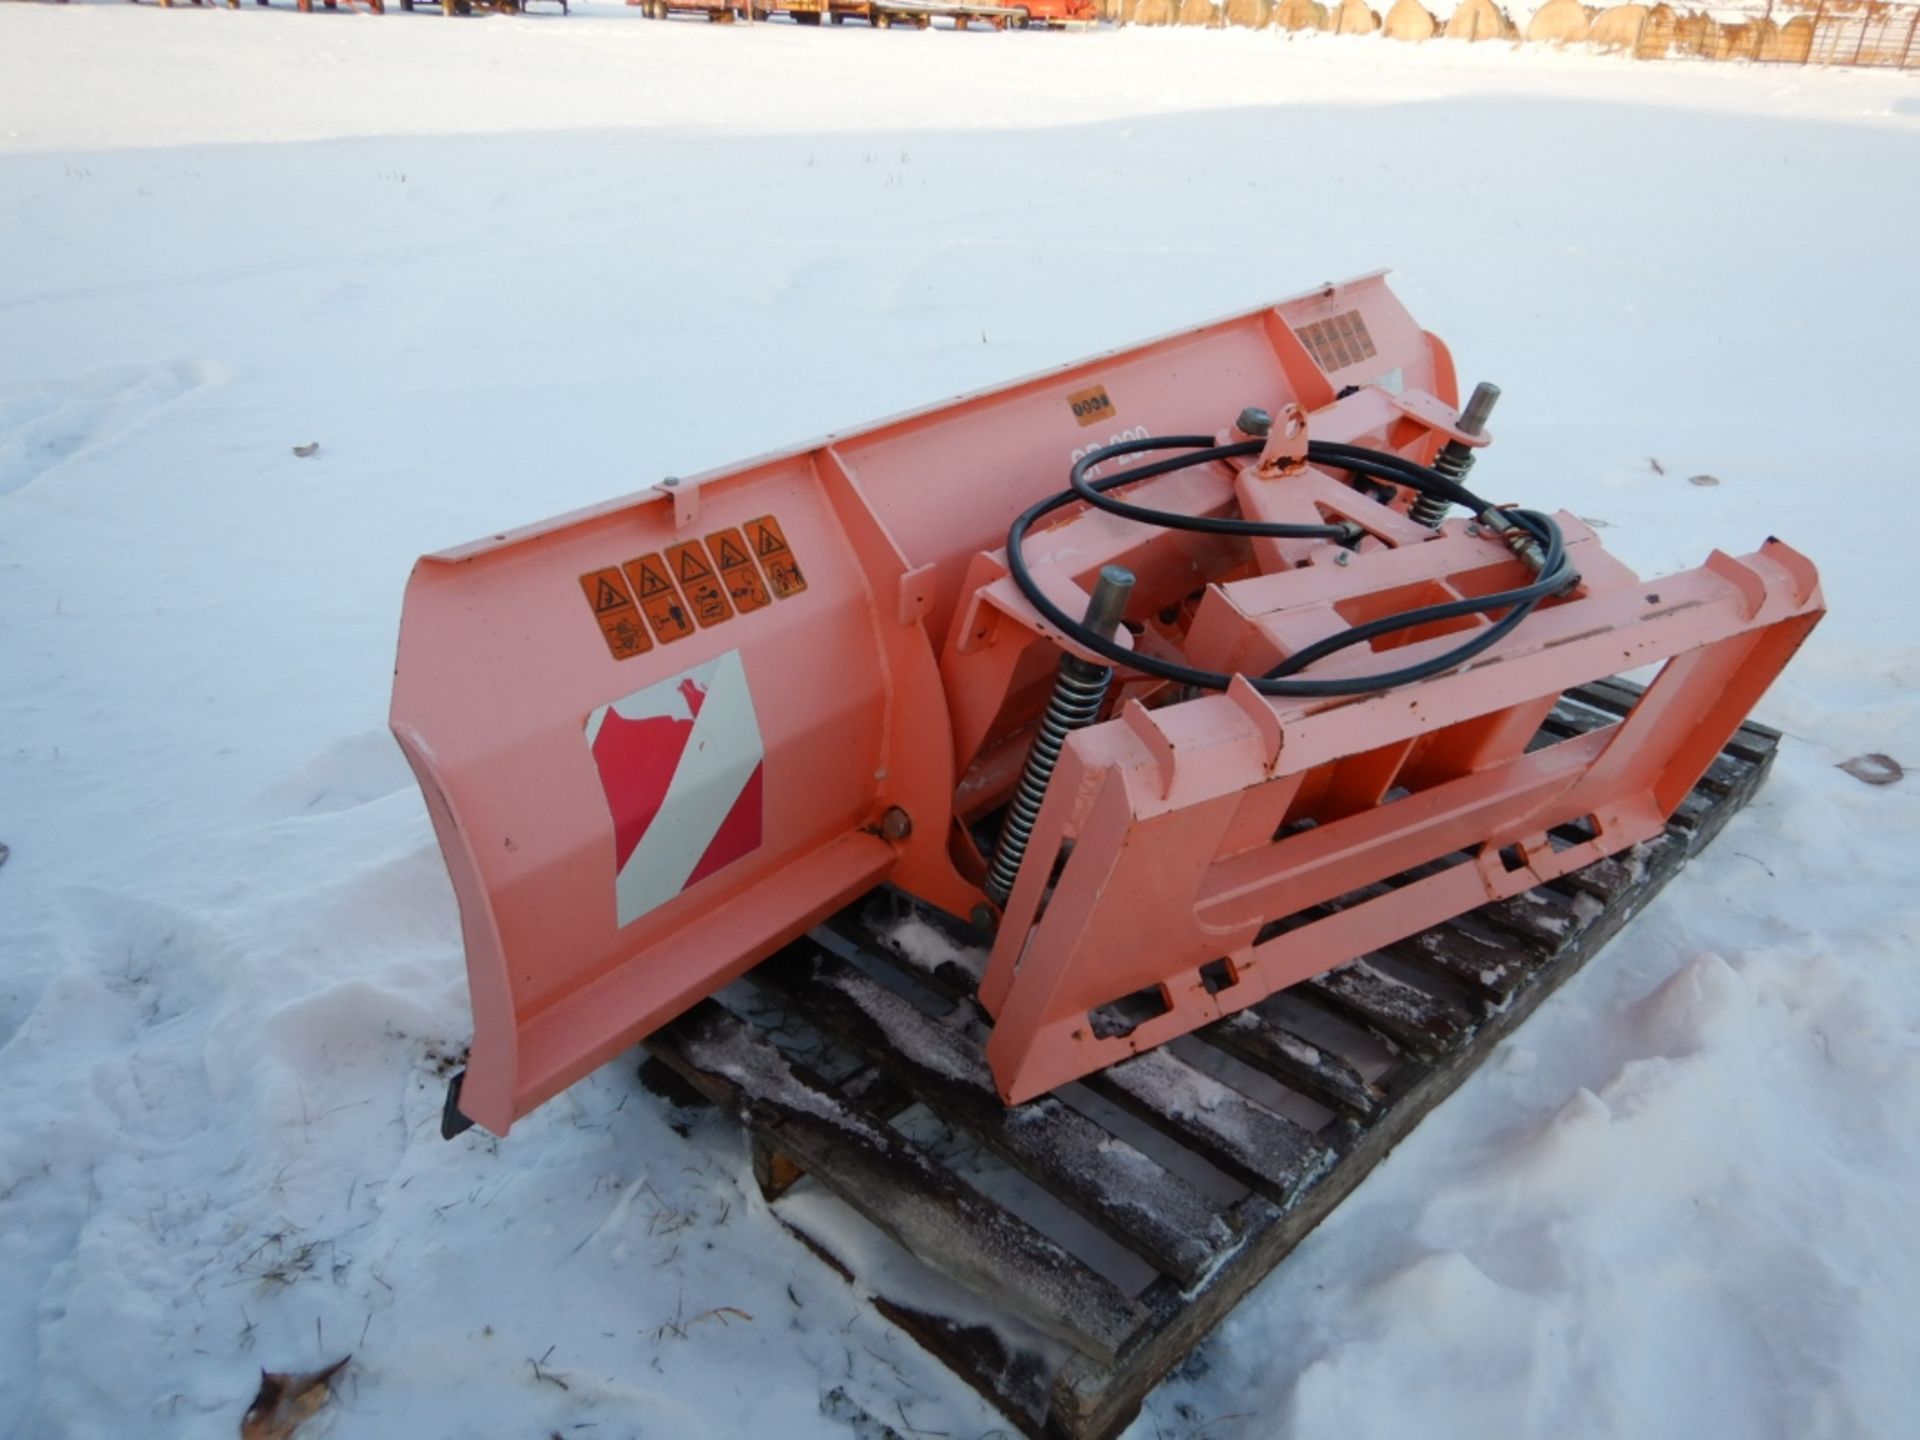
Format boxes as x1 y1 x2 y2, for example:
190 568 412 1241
392 272 1819 1142
639 683 1780 1439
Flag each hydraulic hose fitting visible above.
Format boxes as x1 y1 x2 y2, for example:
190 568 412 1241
1412 381 1501 529
1477 507 1551 574
983 565 1136 909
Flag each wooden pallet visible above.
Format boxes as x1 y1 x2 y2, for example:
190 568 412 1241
641 680 1781 1440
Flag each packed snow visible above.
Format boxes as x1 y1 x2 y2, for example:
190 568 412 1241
3 8 1918 1439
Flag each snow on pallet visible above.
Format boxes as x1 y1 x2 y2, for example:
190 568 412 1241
641 679 1781 1440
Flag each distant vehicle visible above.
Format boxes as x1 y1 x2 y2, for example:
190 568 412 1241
631 0 1099 26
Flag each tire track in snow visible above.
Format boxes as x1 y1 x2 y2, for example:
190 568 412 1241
0 360 219 498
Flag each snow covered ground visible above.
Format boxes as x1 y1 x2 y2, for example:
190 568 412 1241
2 8 1917 1438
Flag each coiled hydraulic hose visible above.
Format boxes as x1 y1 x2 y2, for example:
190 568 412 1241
1005 434 1579 699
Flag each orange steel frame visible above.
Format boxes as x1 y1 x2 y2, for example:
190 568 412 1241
391 272 1822 1136
973 515 1818 1098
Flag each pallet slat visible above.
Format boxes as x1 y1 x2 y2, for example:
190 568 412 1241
1081 1048 1333 1203
1200 1009 1382 1123
751 947 1236 1287
1298 961 1474 1056
829 906 991 999
1553 846 1647 903
644 999 1148 1365
1471 888 1590 952
1380 923 1535 1004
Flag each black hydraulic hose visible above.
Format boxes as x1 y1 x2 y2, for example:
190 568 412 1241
1067 435 1347 539
1309 440 1491 512
1005 436 1579 699
1264 506 1569 678
1069 434 1504 535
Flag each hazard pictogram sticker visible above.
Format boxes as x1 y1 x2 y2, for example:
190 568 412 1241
623 552 695 644
706 527 772 614
578 567 652 661
743 515 807 599
665 539 735 628
585 651 764 928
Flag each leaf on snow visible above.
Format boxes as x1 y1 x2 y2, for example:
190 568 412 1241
241 1355 350 1440
1838 753 1903 787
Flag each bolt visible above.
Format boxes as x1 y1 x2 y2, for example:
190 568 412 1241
1466 522 1482 537
969 903 998 932
1079 564 1135 640
1456 381 1502 438
880 806 912 841
1334 550 1350 567
1417 381 1503 531
660 475 680 488
1236 406 1272 438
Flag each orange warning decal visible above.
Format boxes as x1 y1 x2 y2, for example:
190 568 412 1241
665 539 736 628
744 515 807 600
1066 384 1117 429
623 552 696 645
706 528 772 614
578 567 653 661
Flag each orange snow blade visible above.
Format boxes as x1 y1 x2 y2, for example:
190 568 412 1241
392 272 1454 1135
391 488 903 1136
398 271 1823 1134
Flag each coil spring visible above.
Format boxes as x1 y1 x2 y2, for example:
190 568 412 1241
983 660 1115 906
1410 444 1473 530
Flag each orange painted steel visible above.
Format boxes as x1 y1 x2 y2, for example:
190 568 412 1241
976 526 1819 1098
391 272 1823 1135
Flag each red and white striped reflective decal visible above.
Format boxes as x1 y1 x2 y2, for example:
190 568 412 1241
584 651 765 928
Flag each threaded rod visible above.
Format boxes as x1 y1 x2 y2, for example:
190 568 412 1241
1411 381 1501 529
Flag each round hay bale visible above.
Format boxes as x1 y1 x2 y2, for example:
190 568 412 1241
1308 0 1330 24
1672 10 1716 55
1526 0 1590 43
1177 0 1219 21
1750 15 1786 60
1131 0 1177 22
1443 0 1512 38
1709 17 1762 58
1331 0 1380 28
1777 13 1813 62
1634 2 1678 57
1225 0 1270 24
1587 3 1646 49
1271 0 1316 24
1382 0 1435 39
